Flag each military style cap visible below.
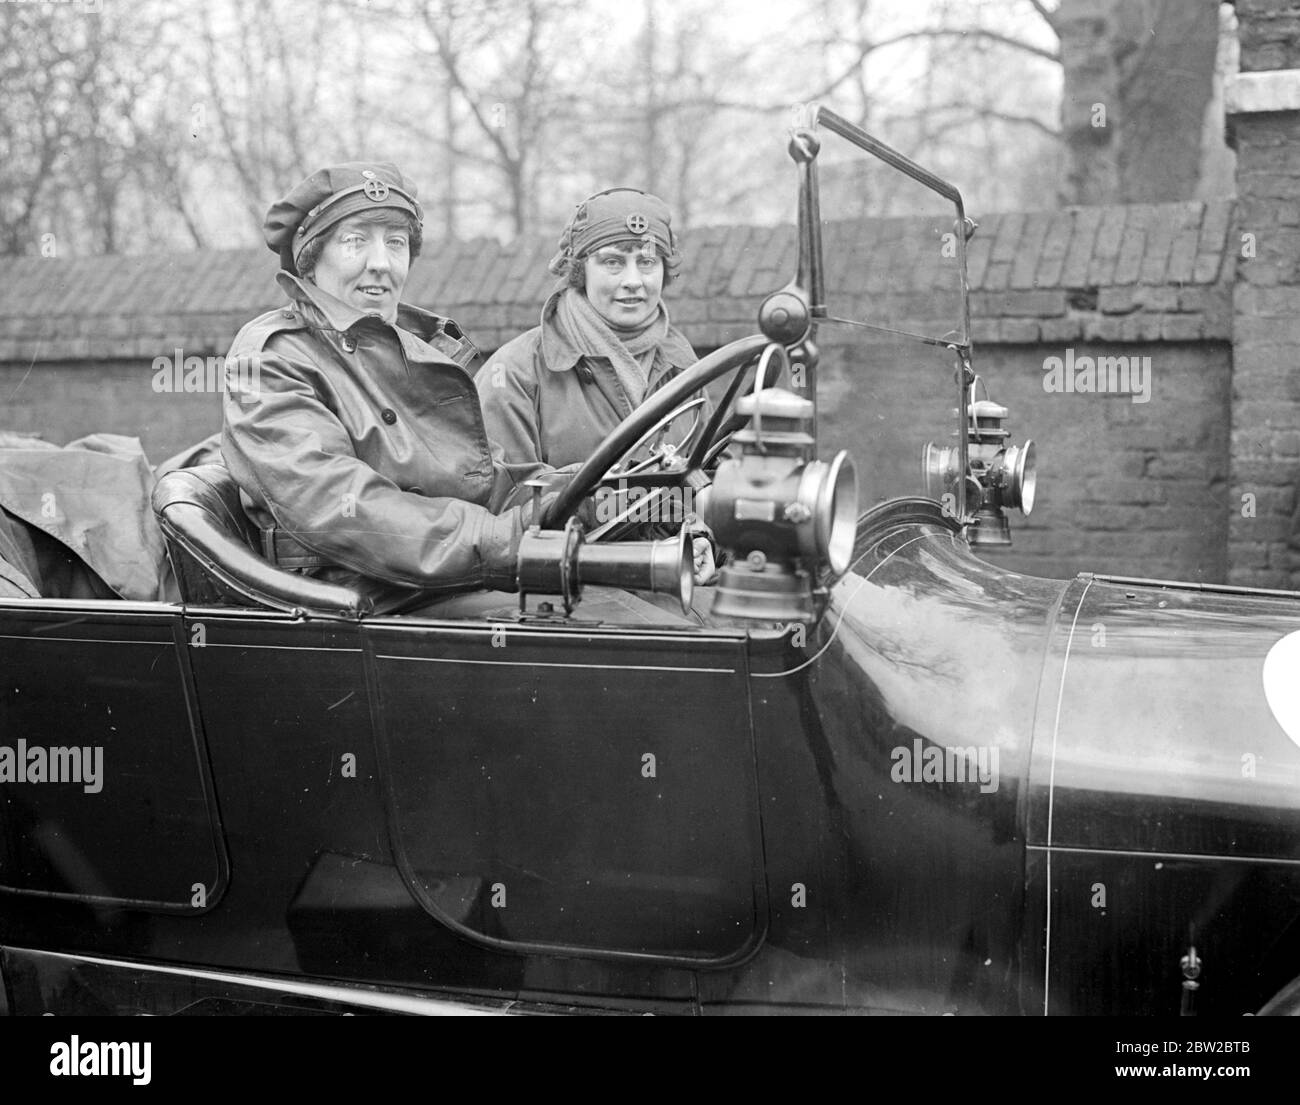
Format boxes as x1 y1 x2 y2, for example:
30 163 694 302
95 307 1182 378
548 187 675 274
263 161 424 275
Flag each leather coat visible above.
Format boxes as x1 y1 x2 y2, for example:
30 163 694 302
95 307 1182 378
476 290 699 469
222 272 556 592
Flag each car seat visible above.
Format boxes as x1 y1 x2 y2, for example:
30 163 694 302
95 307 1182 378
150 464 400 618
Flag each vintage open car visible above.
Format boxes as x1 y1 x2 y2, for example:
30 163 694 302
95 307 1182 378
2 110 1299 1018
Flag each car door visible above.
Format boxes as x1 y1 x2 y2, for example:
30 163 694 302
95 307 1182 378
0 598 227 914
364 615 767 965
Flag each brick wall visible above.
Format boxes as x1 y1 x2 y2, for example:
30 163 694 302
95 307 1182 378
1224 3 1300 589
814 336 1231 582
0 359 222 466
1237 0 1300 71
1229 138 1300 590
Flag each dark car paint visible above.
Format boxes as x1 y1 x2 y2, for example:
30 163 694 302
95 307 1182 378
4 497 1299 1015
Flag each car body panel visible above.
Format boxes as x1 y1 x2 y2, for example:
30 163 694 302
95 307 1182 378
367 620 766 963
0 603 227 912
4 503 1300 1015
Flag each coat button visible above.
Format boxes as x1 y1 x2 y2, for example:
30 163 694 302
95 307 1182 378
342 337 357 353
282 309 294 319
381 408 397 424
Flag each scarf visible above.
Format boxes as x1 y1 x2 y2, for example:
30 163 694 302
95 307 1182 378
553 286 671 407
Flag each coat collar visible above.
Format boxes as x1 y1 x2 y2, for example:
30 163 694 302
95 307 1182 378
276 271 466 348
537 288 696 374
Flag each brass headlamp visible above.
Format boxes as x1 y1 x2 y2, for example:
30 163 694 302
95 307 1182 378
923 389 1035 546
706 354 858 621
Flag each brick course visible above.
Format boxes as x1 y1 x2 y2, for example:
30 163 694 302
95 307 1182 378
1227 91 1300 588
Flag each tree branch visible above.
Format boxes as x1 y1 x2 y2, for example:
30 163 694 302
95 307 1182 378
1026 0 1060 36
873 27 1060 64
890 103 1061 140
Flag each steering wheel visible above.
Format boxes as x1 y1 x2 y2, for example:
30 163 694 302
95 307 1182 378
602 393 710 480
542 334 774 531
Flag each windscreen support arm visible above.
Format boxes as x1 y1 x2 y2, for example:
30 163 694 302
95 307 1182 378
809 106 977 523
789 131 826 321
759 129 827 457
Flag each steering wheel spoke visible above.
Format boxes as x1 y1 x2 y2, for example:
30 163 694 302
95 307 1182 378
587 485 678 543
541 334 773 531
601 394 708 481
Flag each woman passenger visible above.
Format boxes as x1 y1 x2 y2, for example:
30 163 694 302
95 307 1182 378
477 187 699 469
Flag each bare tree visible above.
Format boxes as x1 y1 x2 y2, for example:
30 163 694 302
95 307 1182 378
1051 0 1221 204
0 7 72 254
0 3 207 255
600 0 1064 226
382 0 592 238
0 0 1107 257
194 0 324 228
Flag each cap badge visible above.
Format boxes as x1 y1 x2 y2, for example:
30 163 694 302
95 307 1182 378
363 174 390 201
626 213 648 234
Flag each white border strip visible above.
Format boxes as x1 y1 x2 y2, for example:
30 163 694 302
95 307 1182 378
1028 843 1300 868
376 654 734 674
0 634 167 646
204 642 362 653
5 947 511 1016
1042 578 1093 1017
